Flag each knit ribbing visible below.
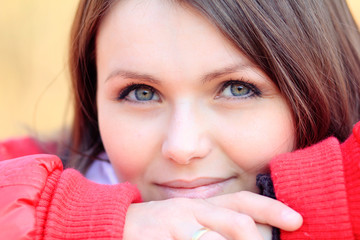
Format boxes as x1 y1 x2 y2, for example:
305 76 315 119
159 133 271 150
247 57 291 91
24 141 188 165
41 169 141 240
271 137 354 239
341 124 360 239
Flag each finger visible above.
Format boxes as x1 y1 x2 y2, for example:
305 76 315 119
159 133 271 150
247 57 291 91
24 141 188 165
197 230 226 240
206 191 303 231
176 221 226 240
194 201 264 240
175 220 227 240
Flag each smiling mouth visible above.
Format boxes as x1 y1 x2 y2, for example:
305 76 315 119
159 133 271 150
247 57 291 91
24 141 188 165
155 177 235 199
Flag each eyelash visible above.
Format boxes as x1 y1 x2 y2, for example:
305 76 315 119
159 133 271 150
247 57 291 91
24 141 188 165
117 83 157 101
116 79 261 102
217 79 261 99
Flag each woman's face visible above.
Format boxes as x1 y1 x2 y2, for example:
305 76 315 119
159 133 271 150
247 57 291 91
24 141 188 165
96 0 295 201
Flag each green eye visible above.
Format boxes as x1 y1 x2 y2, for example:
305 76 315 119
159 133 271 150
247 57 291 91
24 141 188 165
221 81 254 98
135 87 155 101
229 84 251 96
118 84 160 102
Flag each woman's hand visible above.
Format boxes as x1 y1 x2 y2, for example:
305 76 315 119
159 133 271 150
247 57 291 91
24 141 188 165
123 191 302 240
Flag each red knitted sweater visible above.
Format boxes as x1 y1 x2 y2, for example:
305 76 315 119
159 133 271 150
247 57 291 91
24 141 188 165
271 121 360 239
0 121 359 239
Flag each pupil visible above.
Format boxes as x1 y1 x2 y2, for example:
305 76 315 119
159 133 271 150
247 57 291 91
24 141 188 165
135 88 153 100
231 84 249 96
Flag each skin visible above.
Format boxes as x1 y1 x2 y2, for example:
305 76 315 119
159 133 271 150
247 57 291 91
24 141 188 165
96 0 301 239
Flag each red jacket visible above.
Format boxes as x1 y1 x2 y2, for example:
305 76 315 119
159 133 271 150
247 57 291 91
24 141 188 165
0 139 141 239
0 121 359 239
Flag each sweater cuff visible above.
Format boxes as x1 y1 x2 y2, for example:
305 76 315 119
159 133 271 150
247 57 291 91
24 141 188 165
37 169 142 239
270 137 354 239
341 122 360 237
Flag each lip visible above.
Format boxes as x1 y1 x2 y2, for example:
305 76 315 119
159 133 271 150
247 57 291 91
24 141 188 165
155 177 235 199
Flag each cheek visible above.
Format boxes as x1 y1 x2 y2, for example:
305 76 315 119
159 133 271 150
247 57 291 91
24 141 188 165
98 110 162 182
218 102 295 172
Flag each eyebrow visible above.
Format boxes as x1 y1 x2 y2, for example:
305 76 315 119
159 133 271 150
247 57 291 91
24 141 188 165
105 63 250 84
200 63 249 84
105 70 161 84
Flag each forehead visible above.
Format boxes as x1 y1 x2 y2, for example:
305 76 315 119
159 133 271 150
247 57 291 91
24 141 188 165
95 0 252 80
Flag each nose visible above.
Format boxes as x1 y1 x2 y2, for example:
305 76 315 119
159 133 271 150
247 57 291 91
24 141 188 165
161 102 212 165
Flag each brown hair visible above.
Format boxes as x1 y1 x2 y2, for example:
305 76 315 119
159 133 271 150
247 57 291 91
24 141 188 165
66 0 360 172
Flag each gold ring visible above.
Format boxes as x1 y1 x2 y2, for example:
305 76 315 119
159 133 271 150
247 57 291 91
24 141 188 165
191 227 210 240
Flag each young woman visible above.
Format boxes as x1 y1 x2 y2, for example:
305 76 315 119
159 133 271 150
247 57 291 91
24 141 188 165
1 0 359 239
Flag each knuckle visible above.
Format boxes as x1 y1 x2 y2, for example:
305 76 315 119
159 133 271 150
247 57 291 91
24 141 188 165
195 198 210 206
234 190 251 199
233 214 255 227
168 197 189 205
167 197 205 210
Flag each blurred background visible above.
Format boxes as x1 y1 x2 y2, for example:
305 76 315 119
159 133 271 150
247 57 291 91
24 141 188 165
0 1 359 140
0 1 77 140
